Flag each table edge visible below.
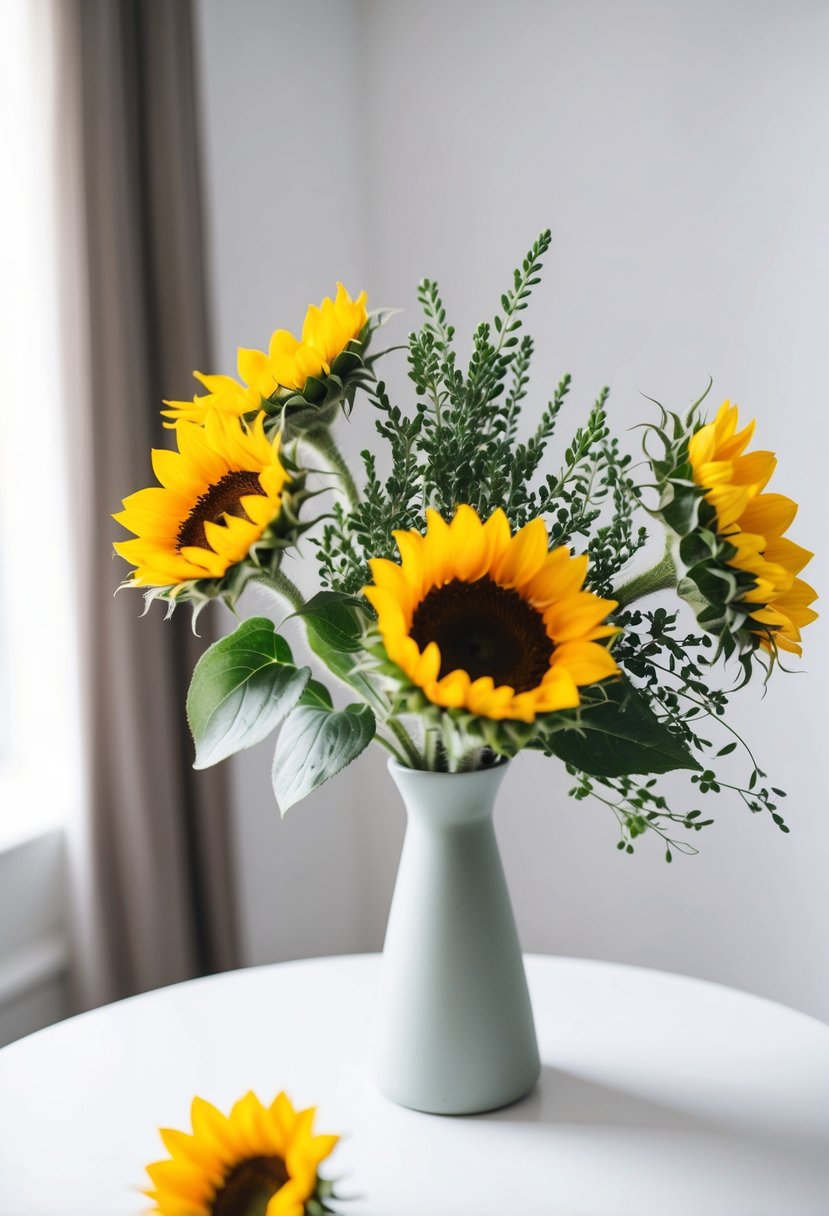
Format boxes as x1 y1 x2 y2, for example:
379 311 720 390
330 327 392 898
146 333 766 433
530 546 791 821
1 951 826 1066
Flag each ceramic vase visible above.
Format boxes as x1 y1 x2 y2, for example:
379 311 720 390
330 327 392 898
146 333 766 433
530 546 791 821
373 758 540 1114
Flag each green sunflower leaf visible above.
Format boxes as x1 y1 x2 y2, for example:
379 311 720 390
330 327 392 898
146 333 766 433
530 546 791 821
299 677 334 709
290 592 383 700
291 590 368 652
537 681 702 777
187 617 310 769
272 703 375 813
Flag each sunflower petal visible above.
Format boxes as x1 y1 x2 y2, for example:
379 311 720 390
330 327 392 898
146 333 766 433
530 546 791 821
493 516 549 587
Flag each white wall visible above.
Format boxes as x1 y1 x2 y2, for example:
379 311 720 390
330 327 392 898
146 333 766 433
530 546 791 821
196 0 829 1019
196 0 401 966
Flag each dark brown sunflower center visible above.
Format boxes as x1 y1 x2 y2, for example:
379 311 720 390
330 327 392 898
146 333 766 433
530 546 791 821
176 470 264 550
210 1154 289 1216
409 577 553 692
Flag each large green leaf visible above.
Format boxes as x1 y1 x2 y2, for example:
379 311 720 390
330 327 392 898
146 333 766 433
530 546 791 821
272 703 375 813
291 591 368 652
187 617 310 769
298 678 334 709
540 682 702 777
292 590 380 702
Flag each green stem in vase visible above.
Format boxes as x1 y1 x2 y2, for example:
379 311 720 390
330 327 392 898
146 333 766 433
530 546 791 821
387 716 423 769
373 731 412 767
423 727 442 772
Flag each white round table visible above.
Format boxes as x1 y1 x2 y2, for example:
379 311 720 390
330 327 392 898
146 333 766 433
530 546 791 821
0 954 827 1215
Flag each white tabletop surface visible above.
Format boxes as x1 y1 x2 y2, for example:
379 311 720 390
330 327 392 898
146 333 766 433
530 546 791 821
0 953 827 1215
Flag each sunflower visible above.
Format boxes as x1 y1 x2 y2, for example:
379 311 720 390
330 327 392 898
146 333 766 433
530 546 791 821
687 400 817 655
161 353 278 429
161 285 369 428
298 282 368 371
113 411 288 589
144 1091 339 1216
363 505 619 723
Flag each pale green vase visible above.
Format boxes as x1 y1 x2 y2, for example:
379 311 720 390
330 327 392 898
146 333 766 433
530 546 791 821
373 758 540 1114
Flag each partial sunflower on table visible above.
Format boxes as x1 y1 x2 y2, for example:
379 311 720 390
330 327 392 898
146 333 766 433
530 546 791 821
113 411 299 608
162 284 370 430
144 1091 339 1216
363 505 620 726
652 398 817 663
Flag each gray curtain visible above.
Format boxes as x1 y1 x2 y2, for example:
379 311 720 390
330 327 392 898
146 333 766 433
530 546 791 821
63 0 239 1009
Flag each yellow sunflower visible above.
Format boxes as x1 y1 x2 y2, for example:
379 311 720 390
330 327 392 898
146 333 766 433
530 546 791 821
687 400 817 654
363 505 619 723
144 1091 339 1216
162 285 368 427
161 349 284 429
113 411 287 588
298 281 368 371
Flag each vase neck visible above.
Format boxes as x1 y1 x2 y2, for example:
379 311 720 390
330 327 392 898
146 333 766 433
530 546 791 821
388 760 509 828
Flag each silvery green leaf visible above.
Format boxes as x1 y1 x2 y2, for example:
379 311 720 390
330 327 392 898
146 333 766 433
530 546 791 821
187 617 309 769
272 703 375 812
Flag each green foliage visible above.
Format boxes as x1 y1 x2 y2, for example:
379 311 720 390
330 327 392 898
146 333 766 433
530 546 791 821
535 682 702 777
292 591 367 652
316 230 646 599
585 438 649 599
186 599 382 812
293 590 381 707
602 604 789 852
187 618 310 769
568 768 712 862
272 703 375 812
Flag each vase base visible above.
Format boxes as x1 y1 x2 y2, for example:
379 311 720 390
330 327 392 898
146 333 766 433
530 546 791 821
375 1055 541 1117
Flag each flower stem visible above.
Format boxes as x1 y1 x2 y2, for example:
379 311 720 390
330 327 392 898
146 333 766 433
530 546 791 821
386 716 423 769
613 535 678 609
303 427 361 510
255 568 305 612
423 727 442 772
373 731 411 766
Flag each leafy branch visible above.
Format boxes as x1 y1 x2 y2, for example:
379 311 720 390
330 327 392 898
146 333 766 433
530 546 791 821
316 231 639 595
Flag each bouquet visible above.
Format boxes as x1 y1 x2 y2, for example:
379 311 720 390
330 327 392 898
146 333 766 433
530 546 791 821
114 232 817 859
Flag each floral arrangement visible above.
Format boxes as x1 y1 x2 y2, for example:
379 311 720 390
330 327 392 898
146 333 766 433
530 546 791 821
114 231 817 858
143 1091 339 1216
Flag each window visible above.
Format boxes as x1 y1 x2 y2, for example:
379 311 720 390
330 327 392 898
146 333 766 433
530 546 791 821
0 0 81 847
